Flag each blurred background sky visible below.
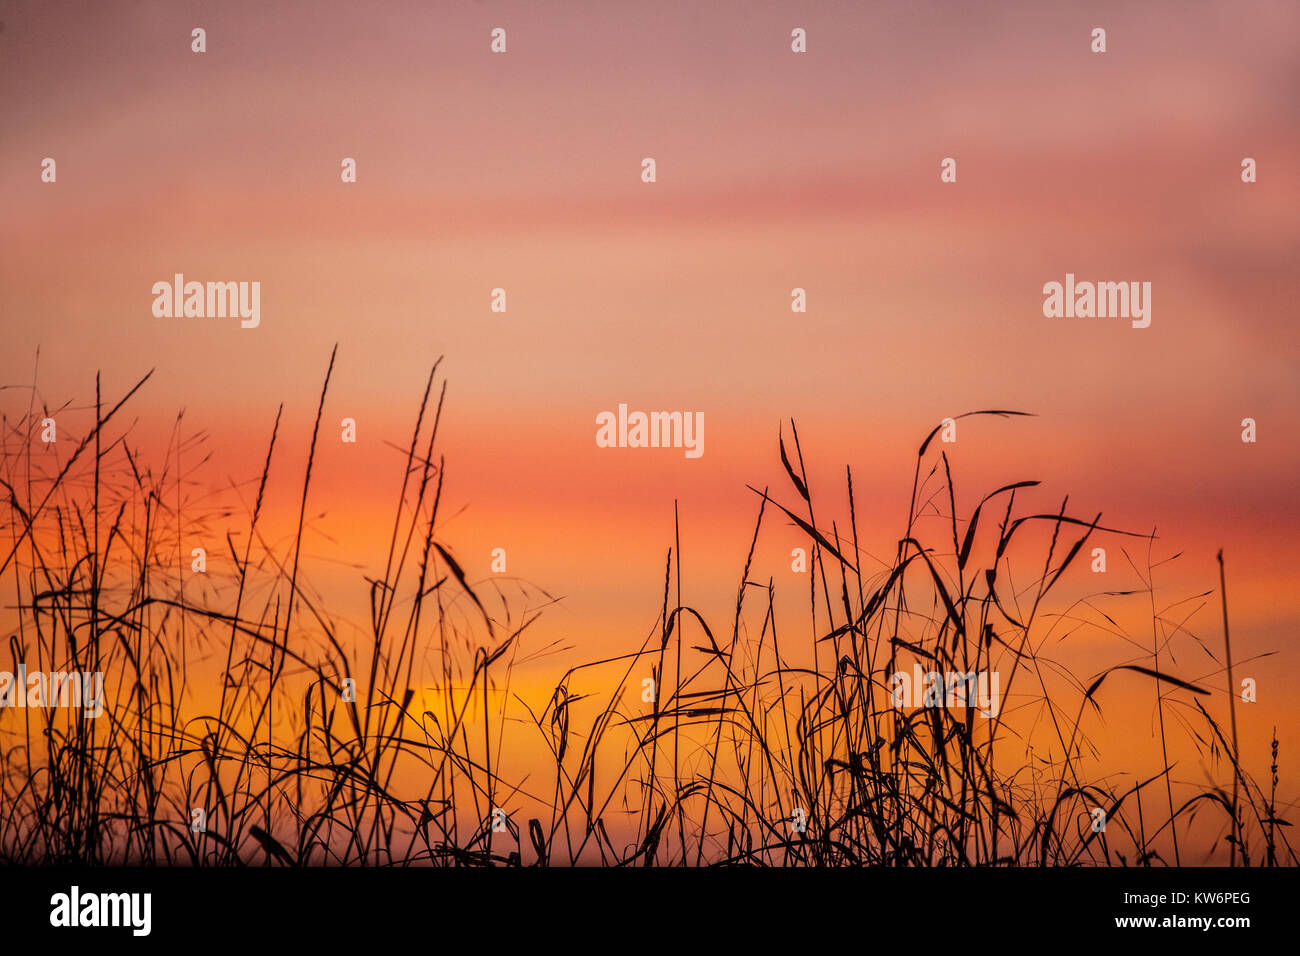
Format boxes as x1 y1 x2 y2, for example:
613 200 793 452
2 1 1297 819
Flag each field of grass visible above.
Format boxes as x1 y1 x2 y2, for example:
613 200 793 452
1 349 1292 867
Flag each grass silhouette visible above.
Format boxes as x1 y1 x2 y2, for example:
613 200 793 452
0 350 1293 867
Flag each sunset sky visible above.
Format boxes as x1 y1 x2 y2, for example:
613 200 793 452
2 0 1297 833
